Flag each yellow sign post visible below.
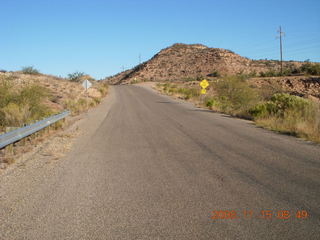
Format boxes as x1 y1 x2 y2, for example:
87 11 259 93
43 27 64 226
200 79 209 89
199 79 209 96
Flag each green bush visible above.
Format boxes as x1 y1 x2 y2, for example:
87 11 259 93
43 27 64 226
205 98 217 108
269 93 310 116
249 103 269 118
249 93 311 119
21 66 40 75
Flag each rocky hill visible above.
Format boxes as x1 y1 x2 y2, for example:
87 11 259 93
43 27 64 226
106 43 304 84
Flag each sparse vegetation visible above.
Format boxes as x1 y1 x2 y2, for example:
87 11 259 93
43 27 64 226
0 78 53 130
64 81 108 115
97 81 109 96
158 83 199 100
0 72 109 168
213 76 260 116
63 98 88 115
157 76 320 142
259 63 320 77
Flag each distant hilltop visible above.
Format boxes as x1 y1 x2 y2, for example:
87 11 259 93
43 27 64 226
106 43 305 84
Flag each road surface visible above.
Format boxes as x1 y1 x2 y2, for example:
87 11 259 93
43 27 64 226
1 85 320 239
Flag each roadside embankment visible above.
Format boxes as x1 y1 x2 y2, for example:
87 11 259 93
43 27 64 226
0 72 109 170
155 76 320 143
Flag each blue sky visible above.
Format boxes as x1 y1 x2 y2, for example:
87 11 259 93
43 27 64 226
1 0 319 79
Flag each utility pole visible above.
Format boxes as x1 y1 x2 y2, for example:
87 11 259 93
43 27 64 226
139 54 141 65
277 26 285 75
122 65 125 72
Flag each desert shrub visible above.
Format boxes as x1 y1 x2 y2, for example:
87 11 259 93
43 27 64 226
205 97 218 108
259 69 294 77
258 82 283 101
249 93 320 141
0 79 53 127
259 70 279 77
93 97 101 104
21 66 40 75
64 98 89 115
1 103 31 127
97 82 109 96
249 93 311 118
269 93 310 116
250 71 257 77
162 83 170 93
68 71 85 82
214 76 259 115
168 86 178 94
0 79 13 108
300 63 320 75
249 103 269 118
259 63 320 77
157 83 199 100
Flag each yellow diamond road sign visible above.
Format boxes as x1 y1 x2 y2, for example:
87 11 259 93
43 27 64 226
200 79 209 89
200 89 206 95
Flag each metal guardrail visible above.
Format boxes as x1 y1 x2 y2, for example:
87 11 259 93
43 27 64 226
0 111 70 149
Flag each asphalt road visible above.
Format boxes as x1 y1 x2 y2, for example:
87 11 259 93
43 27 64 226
1 85 320 240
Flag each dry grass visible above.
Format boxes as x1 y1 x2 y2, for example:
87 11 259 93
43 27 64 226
255 102 320 142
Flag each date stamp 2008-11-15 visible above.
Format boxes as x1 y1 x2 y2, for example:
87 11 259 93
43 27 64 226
210 210 309 220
